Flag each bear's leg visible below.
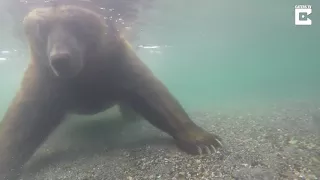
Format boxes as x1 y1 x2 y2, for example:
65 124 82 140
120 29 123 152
121 63 223 155
0 68 67 179
118 103 140 122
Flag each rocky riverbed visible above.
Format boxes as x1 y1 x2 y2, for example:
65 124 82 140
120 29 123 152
20 101 320 180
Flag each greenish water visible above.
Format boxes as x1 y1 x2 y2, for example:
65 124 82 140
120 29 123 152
0 0 319 119
136 0 320 110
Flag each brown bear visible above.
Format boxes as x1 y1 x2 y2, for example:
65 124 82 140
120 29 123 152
0 5 223 179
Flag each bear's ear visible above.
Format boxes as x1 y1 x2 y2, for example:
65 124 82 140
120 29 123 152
106 20 134 50
50 1 59 9
105 18 121 41
47 0 61 12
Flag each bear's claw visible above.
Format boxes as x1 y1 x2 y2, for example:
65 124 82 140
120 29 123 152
175 129 223 155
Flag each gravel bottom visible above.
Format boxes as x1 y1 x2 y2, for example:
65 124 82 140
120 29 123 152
20 100 320 180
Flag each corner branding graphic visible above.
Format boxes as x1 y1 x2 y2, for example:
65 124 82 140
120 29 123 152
295 5 312 25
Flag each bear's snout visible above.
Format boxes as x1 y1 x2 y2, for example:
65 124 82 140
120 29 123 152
50 52 72 75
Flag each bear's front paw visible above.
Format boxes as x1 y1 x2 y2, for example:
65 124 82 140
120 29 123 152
175 128 223 155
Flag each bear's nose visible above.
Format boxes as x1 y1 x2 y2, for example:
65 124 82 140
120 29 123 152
49 53 71 71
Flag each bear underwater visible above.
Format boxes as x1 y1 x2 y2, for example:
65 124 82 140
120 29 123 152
0 5 223 179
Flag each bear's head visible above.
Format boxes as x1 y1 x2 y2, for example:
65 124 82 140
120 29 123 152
23 5 108 79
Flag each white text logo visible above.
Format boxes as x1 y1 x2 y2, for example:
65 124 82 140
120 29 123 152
295 5 312 25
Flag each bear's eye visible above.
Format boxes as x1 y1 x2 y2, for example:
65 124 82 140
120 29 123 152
65 21 86 36
35 21 49 43
35 23 41 38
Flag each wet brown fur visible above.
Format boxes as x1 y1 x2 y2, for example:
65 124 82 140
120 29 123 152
0 5 222 179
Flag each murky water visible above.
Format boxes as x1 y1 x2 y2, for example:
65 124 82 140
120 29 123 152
0 0 319 179
1 0 319 114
